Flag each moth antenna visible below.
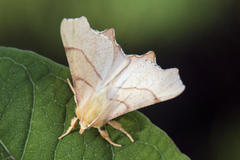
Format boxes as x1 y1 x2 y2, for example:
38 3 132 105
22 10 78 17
80 82 99 122
104 72 149 122
101 58 131 89
104 74 142 122
104 93 133 122
88 94 119 128
117 70 147 98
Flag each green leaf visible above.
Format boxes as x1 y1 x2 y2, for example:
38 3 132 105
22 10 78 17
0 46 190 160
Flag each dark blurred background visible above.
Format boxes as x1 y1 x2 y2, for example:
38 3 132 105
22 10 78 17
0 1 239 159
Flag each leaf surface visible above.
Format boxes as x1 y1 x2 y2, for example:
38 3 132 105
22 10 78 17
0 47 190 160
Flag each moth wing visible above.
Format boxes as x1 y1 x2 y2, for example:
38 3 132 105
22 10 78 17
61 17 185 126
103 51 185 121
61 17 116 112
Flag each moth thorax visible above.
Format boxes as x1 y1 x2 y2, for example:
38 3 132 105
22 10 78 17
77 88 109 129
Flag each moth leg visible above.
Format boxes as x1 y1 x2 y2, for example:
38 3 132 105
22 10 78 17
67 78 75 95
67 78 77 103
107 120 134 142
58 117 78 139
98 128 122 147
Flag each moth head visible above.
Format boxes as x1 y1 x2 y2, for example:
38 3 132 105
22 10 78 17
79 121 91 134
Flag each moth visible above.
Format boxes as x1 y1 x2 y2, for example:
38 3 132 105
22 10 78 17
58 16 185 147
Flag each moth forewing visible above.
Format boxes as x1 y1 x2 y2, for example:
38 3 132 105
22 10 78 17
59 16 185 147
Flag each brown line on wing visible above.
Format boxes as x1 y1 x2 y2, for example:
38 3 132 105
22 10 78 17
117 87 161 102
65 47 103 80
107 98 131 118
111 99 130 110
73 77 94 89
